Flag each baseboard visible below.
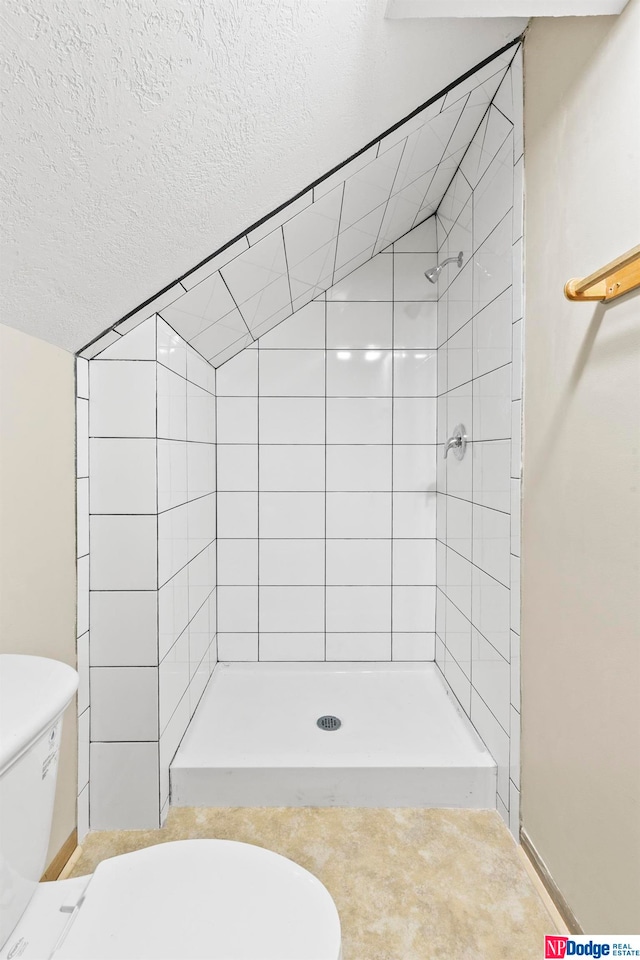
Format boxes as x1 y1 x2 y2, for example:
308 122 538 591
520 828 583 935
40 830 78 882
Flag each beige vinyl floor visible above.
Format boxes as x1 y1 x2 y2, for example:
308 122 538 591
69 806 557 960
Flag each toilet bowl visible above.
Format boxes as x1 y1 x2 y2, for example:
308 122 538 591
0 655 342 960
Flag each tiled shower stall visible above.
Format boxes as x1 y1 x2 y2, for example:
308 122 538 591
75 43 523 835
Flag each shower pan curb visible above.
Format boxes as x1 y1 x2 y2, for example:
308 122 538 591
170 663 497 810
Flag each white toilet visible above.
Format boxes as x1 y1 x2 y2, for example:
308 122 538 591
0 655 342 959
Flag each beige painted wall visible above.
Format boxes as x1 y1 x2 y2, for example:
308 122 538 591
0 324 77 865
523 7 640 932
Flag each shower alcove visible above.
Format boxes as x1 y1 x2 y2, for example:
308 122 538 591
76 41 523 835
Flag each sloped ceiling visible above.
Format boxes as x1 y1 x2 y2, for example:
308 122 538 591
0 1 525 353
82 45 519 366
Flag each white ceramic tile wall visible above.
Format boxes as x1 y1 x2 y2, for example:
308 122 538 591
435 48 523 837
216 215 439 663
79 45 517 367
78 316 217 831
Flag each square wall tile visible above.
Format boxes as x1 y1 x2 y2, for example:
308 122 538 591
393 350 437 397
259 586 324 632
90 591 158 666
259 539 325 586
259 493 324 539
187 544 216 618
394 254 438 301
157 440 189 512
78 707 90 791
327 492 391 539
326 301 392 348
90 439 157 514
90 515 157 590
217 633 258 661
392 586 436 632
325 633 391 660
472 504 510 587
217 539 258 586
326 540 391 586
90 362 156 439
471 566 510 661
257 299 325 349
78 790 89 858
326 445 391 491
187 382 216 443
393 301 437 350
77 631 89 714
326 586 391 632
259 397 325 444
159 692 190 809
76 358 89 399
259 634 325 661
392 633 435 661
393 398 436 444
393 492 436 538
158 570 189 662
471 689 509 805
217 586 258 632
90 742 159 830
326 350 392 397
510 630 521 711
186 346 216 394
158 503 189 586
217 445 258 491
77 399 89 478
444 648 471 715
216 349 258 396
472 441 510 514
187 443 216 501
259 446 325 492
259 350 326 396
159 633 189 731
393 445 436 492
473 288 511 379
217 493 258 538
90 667 158 741
187 495 216 558
326 254 392 301
393 539 436 585
472 366 511 442
157 366 187 441
326 398 391 444
217 397 258 443
77 478 89 558
77 558 89 637
471 630 510 733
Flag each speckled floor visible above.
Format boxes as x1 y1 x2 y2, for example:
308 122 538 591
70 807 556 960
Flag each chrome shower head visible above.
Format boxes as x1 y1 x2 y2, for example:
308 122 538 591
424 265 442 283
425 251 464 283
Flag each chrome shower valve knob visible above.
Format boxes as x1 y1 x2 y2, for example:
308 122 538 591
444 424 467 460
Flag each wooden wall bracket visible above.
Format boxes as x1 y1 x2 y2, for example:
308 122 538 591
564 243 640 303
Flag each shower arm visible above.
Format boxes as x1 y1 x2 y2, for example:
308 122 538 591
439 255 463 269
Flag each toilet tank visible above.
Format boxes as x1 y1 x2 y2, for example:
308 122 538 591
0 655 78 950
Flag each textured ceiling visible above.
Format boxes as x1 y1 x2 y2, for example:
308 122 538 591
1 1 525 353
81 45 518 367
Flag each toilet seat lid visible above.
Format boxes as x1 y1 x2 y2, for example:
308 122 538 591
52 840 341 960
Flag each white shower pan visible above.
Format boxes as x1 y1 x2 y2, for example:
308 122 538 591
171 662 496 808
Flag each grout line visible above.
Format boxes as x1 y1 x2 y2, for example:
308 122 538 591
257 337 261 658
324 295 328 661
